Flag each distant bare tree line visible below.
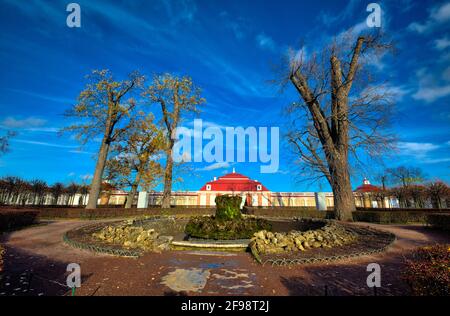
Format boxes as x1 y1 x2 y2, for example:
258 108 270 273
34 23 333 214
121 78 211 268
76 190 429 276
365 166 450 209
0 176 89 206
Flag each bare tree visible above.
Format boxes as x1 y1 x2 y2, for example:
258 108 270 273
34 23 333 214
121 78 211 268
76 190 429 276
375 170 390 190
30 179 48 205
283 33 394 220
389 186 410 208
78 184 90 206
387 166 425 188
63 69 145 209
407 184 427 208
144 74 205 209
426 181 449 209
0 178 7 204
0 131 16 155
49 182 65 205
65 183 80 206
371 189 389 208
1 177 18 205
0 177 30 205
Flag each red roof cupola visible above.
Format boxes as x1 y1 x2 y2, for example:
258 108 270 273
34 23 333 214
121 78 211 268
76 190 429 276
355 178 380 193
199 169 269 192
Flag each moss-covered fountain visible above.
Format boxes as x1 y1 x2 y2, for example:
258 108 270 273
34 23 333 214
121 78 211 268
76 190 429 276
184 195 271 240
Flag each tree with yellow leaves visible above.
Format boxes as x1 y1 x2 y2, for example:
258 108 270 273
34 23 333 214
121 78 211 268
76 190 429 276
63 69 145 209
144 74 205 209
106 112 164 208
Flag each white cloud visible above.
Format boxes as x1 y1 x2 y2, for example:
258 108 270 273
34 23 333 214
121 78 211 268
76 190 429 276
431 2 450 22
434 36 450 50
408 2 450 33
318 0 360 26
186 120 226 130
421 157 450 164
0 116 47 128
25 127 59 133
357 84 410 104
68 150 94 155
220 12 249 40
384 84 410 101
198 161 232 171
413 85 450 103
12 139 77 149
334 20 368 41
408 22 428 33
412 67 450 103
398 142 440 158
7 88 74 104
348 21 369 36
80 174 93 180
197 53 272 97
161 0 197 25
256 33 277 51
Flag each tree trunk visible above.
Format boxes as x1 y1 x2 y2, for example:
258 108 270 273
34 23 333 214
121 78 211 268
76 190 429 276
125 187 136 209
86 140 110 209
161 147 174 209
125 173 140 209
329 157 355 221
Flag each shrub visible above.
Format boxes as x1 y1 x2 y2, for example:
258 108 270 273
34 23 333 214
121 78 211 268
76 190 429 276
353 211 412 224
215 195 242 220
427 213 450 231
243 207 334 219
185 216 272 240
353 210 450 224
36 207 215 219
356 207 450 212
403 244 450 296
405 211 428 223
0 210 39 232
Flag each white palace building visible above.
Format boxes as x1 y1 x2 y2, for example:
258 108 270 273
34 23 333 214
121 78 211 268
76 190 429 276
76 169 392 210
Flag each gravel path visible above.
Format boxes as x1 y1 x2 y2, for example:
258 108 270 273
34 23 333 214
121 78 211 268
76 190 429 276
0 220 448 296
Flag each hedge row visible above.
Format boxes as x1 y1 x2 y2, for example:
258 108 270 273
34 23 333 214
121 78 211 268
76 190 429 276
1 207 215 220
244 207 450 224
356 207 450 212
426 213 450 231
354 211 450 224
0 204 124 209
352 211 411 224
0 210 39 232
243 206 334 219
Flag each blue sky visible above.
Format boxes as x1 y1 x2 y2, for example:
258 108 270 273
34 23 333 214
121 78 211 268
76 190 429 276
0 0 449 192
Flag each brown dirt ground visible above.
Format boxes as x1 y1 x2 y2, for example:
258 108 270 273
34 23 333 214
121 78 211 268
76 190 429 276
0 220 448 296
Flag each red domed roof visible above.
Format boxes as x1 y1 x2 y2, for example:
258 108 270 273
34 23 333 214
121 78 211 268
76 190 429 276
218 172 249 179
354 178 380 193
199 171 269 192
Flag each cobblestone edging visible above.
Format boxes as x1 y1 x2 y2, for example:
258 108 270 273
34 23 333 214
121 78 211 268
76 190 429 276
251 226 397 266
62 216 177 257
62 226 142 258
